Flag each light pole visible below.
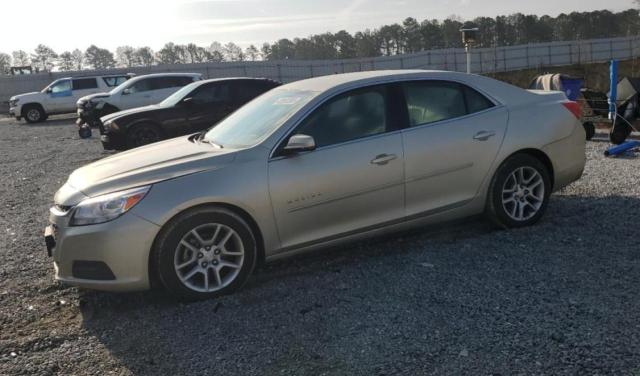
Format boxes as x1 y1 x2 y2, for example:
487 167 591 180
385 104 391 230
460 27 479 74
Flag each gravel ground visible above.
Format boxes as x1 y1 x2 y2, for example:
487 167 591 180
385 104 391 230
1 116 640 376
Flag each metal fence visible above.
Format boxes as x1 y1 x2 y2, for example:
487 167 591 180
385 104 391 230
1 35 639 104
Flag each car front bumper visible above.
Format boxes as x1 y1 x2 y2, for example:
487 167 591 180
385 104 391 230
100 131 126 150
9 105 20 118
46 207 160 291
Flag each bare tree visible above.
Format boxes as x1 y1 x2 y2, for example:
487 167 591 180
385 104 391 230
31 44 58 71
58 51 75 71
116 46 136 67
244 45 260 61
134 47 155 66
84 45 116 69
12 50 30 66
0 53 11 74
71 49 84 70
185 43 212 63
156 43 183 64
223 42 244 61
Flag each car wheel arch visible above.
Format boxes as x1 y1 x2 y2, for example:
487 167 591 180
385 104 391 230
147 202 266 289
21 102 45 116
498 148 555 189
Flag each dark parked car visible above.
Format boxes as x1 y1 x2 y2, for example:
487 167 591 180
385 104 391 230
99 78 281 150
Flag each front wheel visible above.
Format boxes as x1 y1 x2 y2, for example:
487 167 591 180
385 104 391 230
126 123 163 149
486 154 552 228
153 207 257 301
23 105 46 123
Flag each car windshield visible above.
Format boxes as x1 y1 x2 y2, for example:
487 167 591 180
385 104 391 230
202 89 316 148
158 82 199 107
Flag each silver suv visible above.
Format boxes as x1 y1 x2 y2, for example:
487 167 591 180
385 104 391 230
45 70 586 300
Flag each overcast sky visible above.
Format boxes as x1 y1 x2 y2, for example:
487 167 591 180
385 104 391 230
1 0 636 53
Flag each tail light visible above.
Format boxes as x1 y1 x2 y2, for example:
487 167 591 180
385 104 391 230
562 101 582 119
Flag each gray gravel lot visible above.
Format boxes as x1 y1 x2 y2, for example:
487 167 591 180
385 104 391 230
1 116 640 375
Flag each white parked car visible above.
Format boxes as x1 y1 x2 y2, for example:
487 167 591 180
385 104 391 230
8 74 133 123
76 73 202 128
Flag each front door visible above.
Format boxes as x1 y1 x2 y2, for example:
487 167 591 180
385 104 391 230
268 85 405 250
46 79 72 112
400 80 508 217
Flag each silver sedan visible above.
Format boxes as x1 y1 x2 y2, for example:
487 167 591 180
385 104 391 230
45 70 586 300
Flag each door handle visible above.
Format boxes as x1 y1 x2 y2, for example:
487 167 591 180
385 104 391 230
473 130 496 141
370 154 397 166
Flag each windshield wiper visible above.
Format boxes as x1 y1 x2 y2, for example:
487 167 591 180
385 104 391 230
200 137 223 149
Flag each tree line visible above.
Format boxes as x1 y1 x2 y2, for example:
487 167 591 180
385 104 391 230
1 8 639 74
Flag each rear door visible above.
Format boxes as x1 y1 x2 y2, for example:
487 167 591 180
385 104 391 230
149 76 196 104
70 78 100 111
186 82 233 132
400 80 508 217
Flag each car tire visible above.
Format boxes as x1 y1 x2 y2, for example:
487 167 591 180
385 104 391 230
22 105 46 123
582 122 595 141
153 207 257 301
126 123 163 149
485 154 552 229
610 123 632 145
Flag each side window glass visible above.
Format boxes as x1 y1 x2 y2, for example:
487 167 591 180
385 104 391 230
464 86 495 114
103 76 129 87
72 78 98 90
149 76 191 90
50 79 72 93
191 84 230 104
403 81 466 126
128 79 152 93
295 87 388 148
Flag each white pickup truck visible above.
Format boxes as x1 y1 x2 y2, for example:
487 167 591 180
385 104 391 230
8 74 133 123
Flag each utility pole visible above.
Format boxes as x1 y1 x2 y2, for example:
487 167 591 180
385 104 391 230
460 27 479 74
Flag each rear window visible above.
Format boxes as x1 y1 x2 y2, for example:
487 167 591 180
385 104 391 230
233 80 276 102
464 86 495 114
72 78 98 90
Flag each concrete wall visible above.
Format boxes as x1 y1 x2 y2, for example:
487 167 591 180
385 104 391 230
2 35 639 111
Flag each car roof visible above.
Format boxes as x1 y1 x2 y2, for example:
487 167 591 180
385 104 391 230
195 77 281 85
57 73 133 80
282 70 459 92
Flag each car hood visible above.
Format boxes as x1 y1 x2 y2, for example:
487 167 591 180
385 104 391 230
100 105 163 123
55 135 236 206
78 92 110 104
11 92 41 101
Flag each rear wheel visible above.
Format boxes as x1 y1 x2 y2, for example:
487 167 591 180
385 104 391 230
610 123 632 145
486 154 551 228
126 123 163 149
153 207 257 301
23 105 45 123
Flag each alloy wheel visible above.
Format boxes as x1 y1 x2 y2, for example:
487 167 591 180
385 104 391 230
501 166 545 221
27 109 40 122
173 223 245 293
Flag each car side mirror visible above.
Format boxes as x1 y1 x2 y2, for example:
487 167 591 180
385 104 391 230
122 88 131 95
283 134 316 154
46 88 52 94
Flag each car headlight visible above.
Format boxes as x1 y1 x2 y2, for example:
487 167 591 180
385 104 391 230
69 186 150 226
103 120 119 130
9 99 18 106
